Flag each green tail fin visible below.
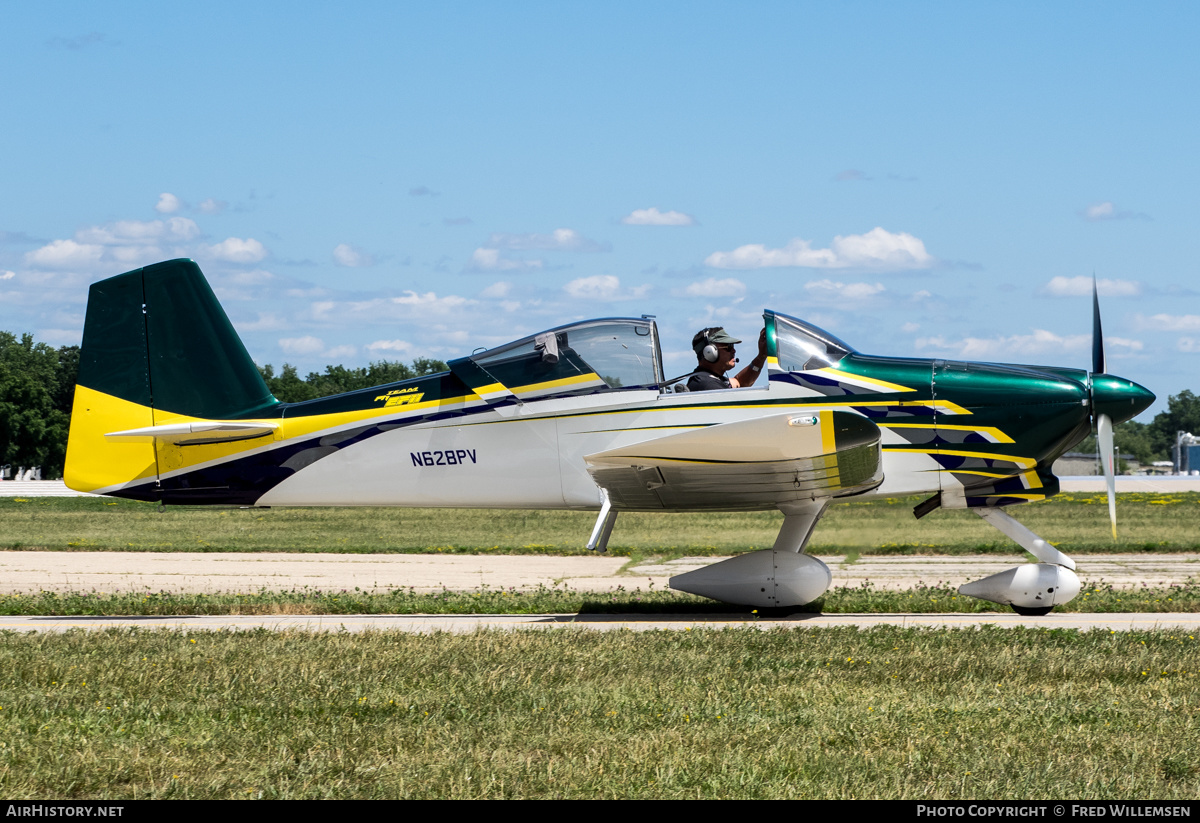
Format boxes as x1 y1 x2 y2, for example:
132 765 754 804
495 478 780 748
79 258 277 419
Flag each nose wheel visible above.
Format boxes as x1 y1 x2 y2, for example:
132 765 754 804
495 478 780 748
1011 605 1054 617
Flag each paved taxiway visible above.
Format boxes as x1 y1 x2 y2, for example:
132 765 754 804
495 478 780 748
3 551 1198 595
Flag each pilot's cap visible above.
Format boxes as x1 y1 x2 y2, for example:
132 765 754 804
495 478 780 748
692 327 741 354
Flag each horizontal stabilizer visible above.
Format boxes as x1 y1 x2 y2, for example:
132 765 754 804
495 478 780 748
585 410 882 510
105 421 278 445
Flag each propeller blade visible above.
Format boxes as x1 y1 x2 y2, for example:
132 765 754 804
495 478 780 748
1092 276 1106 376
1097 412 1117 539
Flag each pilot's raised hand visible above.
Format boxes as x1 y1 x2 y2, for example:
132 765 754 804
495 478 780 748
732 328 769 388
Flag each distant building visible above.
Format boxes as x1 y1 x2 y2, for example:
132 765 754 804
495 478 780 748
1052 452 1099 476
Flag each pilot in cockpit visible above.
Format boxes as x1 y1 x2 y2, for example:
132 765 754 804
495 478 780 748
686 326 769 391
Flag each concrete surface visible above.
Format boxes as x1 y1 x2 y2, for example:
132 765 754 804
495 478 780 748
3 550 1198 595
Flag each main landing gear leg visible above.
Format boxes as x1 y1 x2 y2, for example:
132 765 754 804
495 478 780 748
773 499 830 553
960 507 1081 616
669 499 832 609
586 490 618 553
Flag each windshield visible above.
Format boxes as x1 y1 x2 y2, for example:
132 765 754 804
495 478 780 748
770 312 854 371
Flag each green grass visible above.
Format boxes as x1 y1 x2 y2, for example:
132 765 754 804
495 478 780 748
3 492 1199 555
3 580 1200 616
3 627 1200 799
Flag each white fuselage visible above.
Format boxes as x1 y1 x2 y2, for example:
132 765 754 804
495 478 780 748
254 380 945 509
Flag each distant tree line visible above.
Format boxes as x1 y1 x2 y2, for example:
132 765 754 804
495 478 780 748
1073 391 1200 466
257 358 448 403
0 332 78 479
2 329 1198 477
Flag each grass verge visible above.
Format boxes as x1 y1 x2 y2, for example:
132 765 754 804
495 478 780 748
3 580 1200 616
2 493 1199 556
2 626 1199 799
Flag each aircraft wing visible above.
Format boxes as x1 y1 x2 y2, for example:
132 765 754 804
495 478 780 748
584 410 882 510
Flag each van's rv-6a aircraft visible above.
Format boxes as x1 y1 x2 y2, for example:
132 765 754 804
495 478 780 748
65 259 1155 614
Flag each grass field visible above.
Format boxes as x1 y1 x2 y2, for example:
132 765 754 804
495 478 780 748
3 495 1199 799
2 626 1199 799
3 493 1199 556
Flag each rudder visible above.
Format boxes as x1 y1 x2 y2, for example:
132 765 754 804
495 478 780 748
65 259 278 494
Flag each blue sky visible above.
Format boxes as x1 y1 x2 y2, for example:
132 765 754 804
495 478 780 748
2 1 1196 416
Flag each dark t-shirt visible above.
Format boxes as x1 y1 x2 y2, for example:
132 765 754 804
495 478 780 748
686 370 732 391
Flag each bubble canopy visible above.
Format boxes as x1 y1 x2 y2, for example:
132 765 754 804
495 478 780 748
767 310 855 372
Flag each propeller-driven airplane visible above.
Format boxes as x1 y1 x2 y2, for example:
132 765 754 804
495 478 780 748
65 259 1154 614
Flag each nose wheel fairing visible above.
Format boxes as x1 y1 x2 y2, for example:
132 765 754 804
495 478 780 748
957 506 1081 614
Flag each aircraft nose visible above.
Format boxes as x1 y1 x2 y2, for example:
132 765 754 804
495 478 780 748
1091 375 1156 424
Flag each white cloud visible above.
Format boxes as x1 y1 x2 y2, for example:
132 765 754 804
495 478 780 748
901 322 920 333
915 330 1089 359
198 198 227 215
468 248 543 272
479 281 511 298
563 275 649 301
366 339 414 354
804 279 886 300
76 217 199 245
24 217 204 272
24 239 104 269
286 287 329 299
912 289 932 300
485 228 609 253
621 207 695 226
915 330 1141 360
391 291 470 312
706 227 934 270
279 336 327 356
565 275 620 300
333 243 376 268
311 292 474 324
1178 337 1200 353
1107 337 1144 353
0 270 14 280
680 277 745 298
155 192 182 214
468 227 607 270
208 237 267 263
1043 276 1142 297
1134 313 1200 332
238 312 287 331
324 345 357 360
225 269 275 286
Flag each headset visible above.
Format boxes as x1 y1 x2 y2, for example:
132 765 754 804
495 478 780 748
693 327 728 364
